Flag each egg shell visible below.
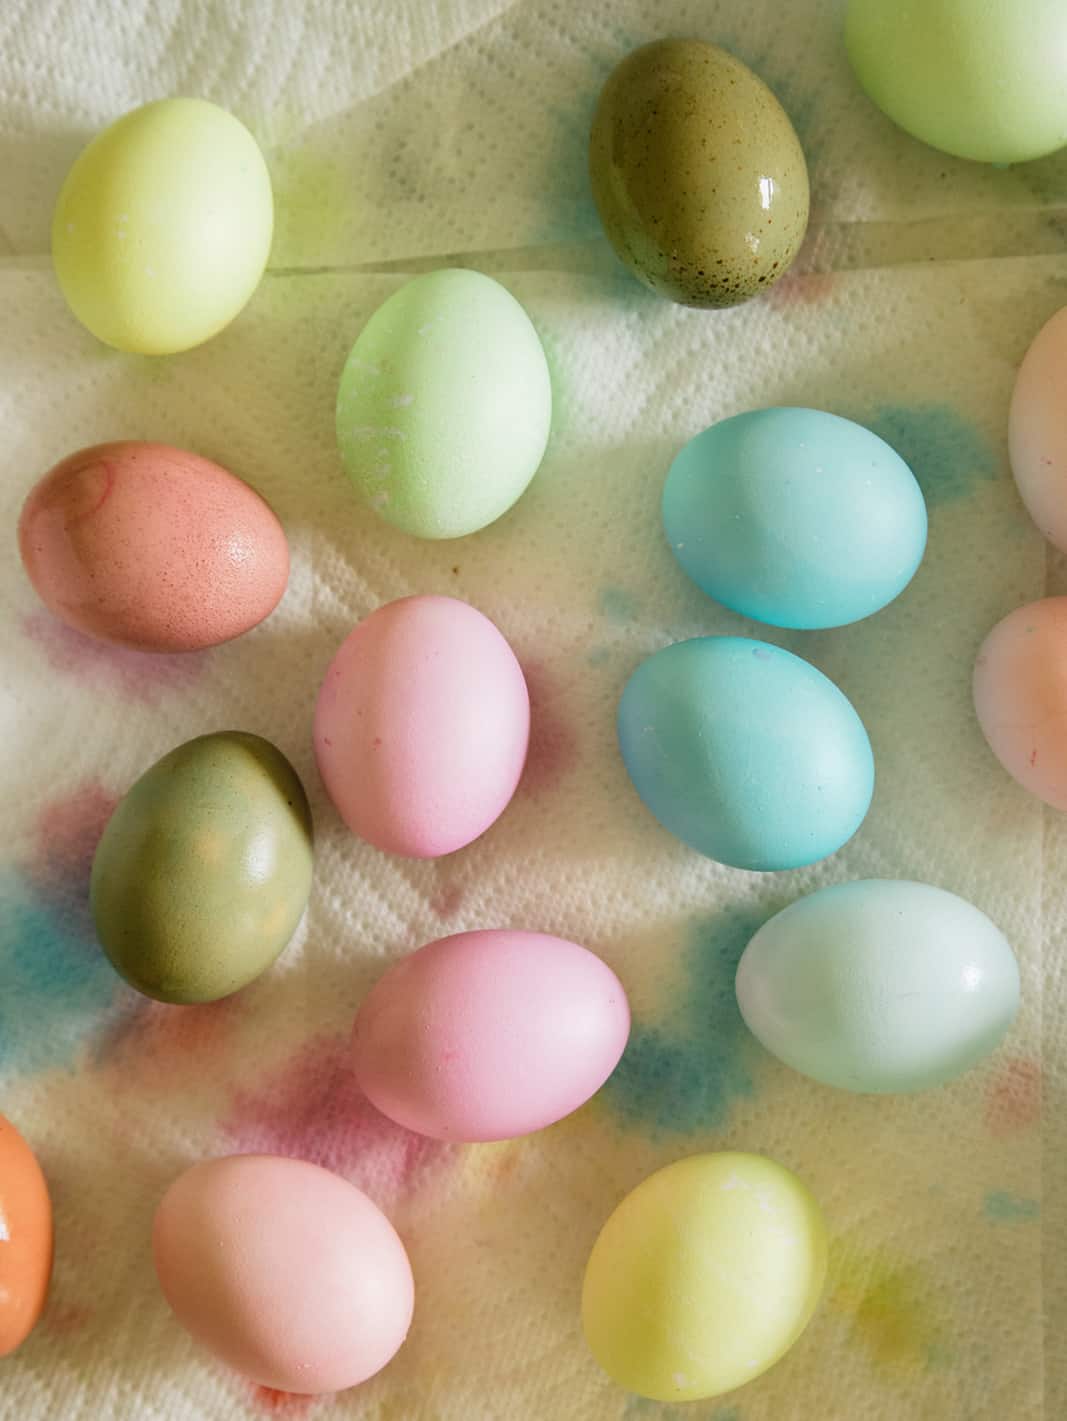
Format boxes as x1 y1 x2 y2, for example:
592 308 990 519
91 731 313 1003
846 0 1067 164
974 596 1067 808
314 595 529 858
736 880 1020 1093
18 442 289 652
1009 305 1067 552
589 39 809 307
352 930 630 1142
153 1155 413 1393
582 1152 827 1401
0 1115 53 1358
617 637 874 871
663 408 927 629
336 269 551 539
52 98 273 354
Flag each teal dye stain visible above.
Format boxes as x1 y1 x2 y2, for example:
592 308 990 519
864 404 1000 507
984 1191 1040 1223
622 1398 742 1420
0 870 119 1075
604 908 766 1134
600 587 640 623
586 645 612 667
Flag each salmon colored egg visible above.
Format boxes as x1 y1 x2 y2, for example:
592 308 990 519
352 929 631 1141
1009 305 1067 552
974 597 1067 808
18 442 289 652
153 1155 414 1394
0 1114 54 1357
313 595 529 858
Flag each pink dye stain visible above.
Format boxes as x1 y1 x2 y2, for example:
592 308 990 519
984 1057 1042 1137
43 1300 91 1336
765 269 836 311
222 1030 453 1202
519 661 579 796
32 779 116 892
431 879 465 920
95 993 242 1082
23 611 207 705
248 1385 319 1417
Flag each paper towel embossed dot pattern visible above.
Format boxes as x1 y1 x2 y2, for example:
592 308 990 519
1 3 1055 1416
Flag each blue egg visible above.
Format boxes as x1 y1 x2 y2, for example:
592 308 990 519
663 408 927 629
617 638 874 871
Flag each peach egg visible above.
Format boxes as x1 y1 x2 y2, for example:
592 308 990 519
0 1114 53 1357
18 441 288 652
1009 305 1067 552
974 596 1067 808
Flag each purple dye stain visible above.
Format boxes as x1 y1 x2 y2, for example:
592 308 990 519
23 611 207 705
221 1030 454 1203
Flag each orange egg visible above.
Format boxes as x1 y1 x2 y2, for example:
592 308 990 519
0 1114 53 1356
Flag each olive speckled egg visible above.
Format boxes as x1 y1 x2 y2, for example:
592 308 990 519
589 39 809 307
91 732 314 1003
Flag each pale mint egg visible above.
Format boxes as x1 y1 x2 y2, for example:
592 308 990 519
736 880 1020 1092
336 269 551 539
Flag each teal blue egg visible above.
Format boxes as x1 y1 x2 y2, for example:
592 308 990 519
736 880 1020 1092
617 638 874 871
663 408 927 629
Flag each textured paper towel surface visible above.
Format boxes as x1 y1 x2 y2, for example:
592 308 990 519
0 2 1060 1419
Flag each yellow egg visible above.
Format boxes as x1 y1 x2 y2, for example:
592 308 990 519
581 1152 827 1401
52 98 273 354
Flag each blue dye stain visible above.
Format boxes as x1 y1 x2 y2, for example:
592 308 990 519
587 645 612 667
864 404 1000 507
600 586 640 623
984 1191 1040 1223
604 908 766 1134
0 870 119 1076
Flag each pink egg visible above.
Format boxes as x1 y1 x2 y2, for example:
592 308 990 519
974 597 1067 808
314 595 530 857
18 441 288 651
1010 305 1067 551
153 1154 414 1394
352 929 631 1141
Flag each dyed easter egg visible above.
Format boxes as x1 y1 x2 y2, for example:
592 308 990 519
582 1152 826 1401
0 1116 53 1357
53 99 272 354
314 596 529 857
154 1155 413 1393
1010 305 1067 551
846 0 1067 164
18 442 289 652
736 880 1020 1093
663 408 927 629
617 638 873 870
352 930 630 1141
91 732 313 1003
336 269 551 538
974 597 1067 808
589 40 809 307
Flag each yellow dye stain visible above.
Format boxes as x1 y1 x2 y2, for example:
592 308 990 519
829 1233 950 1370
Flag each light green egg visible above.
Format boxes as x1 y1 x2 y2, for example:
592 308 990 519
336 269 552 539
53 98 273 354
846 0 1067 164
736 880 1020 1093
90 732 313 1004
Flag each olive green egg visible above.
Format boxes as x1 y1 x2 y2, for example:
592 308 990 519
589 39 810 307
90 732 313 1004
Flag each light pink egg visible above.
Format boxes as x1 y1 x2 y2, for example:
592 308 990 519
1010 305 1067 551
314 595 530 857
974 596 1067 809
17 441 289 651
153 1154 414 1394
352 929 631 1142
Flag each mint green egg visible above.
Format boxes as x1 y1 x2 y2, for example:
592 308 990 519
336 269 552 540
846 0 1067 164
736 880 1020 1093
90 732 313 1004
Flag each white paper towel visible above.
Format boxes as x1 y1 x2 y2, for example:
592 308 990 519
0 3 1059 1419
